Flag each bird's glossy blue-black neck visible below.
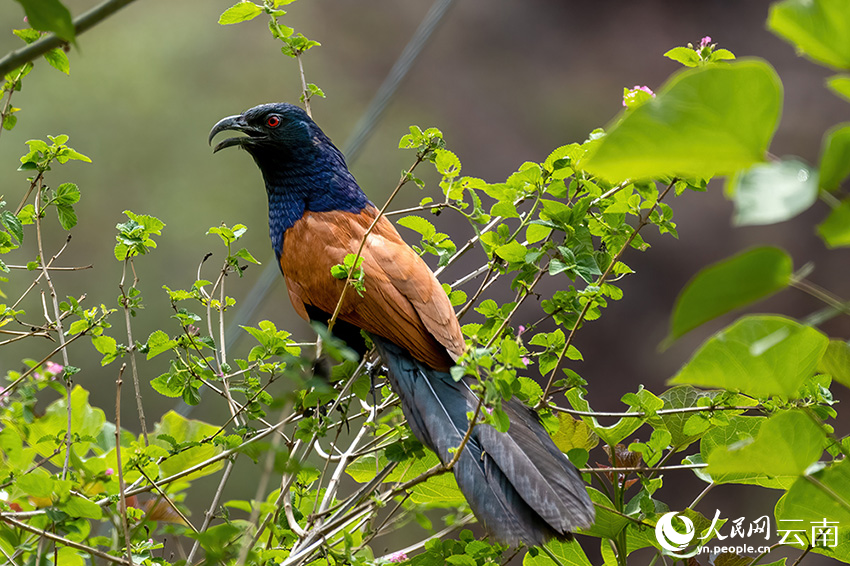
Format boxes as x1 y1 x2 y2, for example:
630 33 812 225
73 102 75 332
248 125 371 259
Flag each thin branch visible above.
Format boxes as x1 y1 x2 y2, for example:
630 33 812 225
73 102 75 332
236 405 291 564
3 328 88 395
185 458 236 564
0 515 131 566
113 364 132 565
5 264 92 271
119 258 148 445
577 462 707 474
548 404 763 418
135 466 198 533
374 514 475 562
33 183 73 479
10 234 73 310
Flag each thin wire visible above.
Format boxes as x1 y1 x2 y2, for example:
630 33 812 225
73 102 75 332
177 0 457 417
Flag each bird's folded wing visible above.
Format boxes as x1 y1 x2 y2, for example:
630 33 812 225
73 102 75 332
280 207 465 370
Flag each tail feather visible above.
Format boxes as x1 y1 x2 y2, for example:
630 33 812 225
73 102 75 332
372 337 595 546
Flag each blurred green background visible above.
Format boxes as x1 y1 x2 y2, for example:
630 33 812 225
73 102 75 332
1 0 847 561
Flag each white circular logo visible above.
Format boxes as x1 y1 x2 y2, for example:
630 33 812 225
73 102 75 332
655 512 696 554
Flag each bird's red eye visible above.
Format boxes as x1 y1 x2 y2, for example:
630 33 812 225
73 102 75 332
267 115 281 128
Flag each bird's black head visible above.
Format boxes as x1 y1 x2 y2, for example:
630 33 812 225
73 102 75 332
208 102 323 159
208 103 371 255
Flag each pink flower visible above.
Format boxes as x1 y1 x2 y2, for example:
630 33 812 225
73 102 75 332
388 551 408 563
699 36 712 48
104 468 114 476
622 85 655 107
522 356 531 366
517 325 526 336
45 362 64 376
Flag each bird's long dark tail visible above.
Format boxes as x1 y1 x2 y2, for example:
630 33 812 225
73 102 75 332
372 337 595 547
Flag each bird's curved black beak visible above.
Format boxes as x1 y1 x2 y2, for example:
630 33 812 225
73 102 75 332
208 114 264 153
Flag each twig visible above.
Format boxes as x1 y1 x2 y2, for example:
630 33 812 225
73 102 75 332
33 183 73 479
548 404 763 418
0 66 26 142
0 515 131 565
119 258 148 445
10 235 73 310
296 53 312 118
113 364 132 565
3 329 87 395
374 514 475 562
236 406 290 564
790 545 812 566
135 466 198 533
688 482 715 509
185 458 236 565
5 264 92 271
0 448 62 491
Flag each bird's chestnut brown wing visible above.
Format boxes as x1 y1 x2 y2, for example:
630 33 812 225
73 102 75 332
280 206 464 371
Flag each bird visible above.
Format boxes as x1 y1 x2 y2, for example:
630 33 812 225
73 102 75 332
209 102 595 546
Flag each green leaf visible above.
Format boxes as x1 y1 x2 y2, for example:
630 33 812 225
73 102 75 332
666 247 792 343
27 386 105 460
817 198 850 248
580 488 628 539
658 386 739 451
150 373 183 398
663 46 701 67
146 330 177 360
819 123 850 191
671 315 829 398
55 182 80 205
526 223 551 244
56 204 76 230
152 411 223 481
218 1 263 24
397 215 436 238
434 149 461 177
551 413 598 453
827 74 850 102
14 0 75 42
16 470 54 498
43 48 70 74
778 459 850 538
701 416 797 488
583 60 782 182
728 159 819 226
768 0 850 70
566 388 643 446
63 494 103 519
523 538 592 566
234 248 260 264
1 211 23 243
495 240 528 263
819 340 850 389
91 335 117 365
707 411 824 478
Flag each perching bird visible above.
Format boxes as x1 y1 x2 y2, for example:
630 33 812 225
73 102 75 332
209 102 595 546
